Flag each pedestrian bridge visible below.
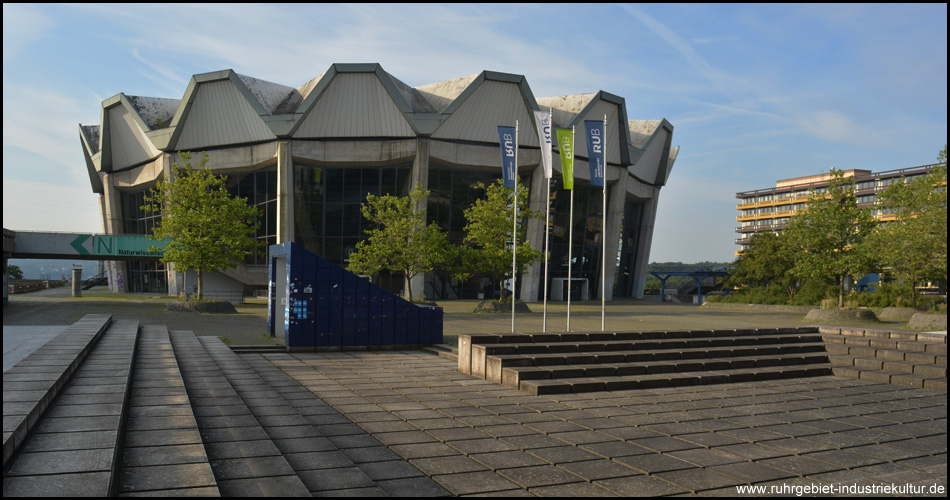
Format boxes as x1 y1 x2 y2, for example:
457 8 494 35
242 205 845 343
5 230 167 261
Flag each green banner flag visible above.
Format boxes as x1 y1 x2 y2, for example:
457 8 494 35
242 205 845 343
555 128 574 190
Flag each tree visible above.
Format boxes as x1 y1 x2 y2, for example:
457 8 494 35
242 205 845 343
868 146 947 307
727 231 799 301
142 152 262 300
347 183 449 301
8 264 24 280
460 180 541 301
784 168 878 308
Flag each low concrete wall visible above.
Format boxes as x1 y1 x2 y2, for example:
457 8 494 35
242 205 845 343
805 308 878 322
907 313 948 331
701 302 816 314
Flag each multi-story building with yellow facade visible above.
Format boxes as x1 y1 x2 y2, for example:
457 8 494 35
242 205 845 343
734 165 937 255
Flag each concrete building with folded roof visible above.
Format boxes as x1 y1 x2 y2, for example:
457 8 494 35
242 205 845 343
79 63 678 301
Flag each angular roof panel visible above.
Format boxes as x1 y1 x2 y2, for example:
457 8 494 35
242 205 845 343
125 96 179 131
173 78 277 151
235 73 297 115
292 71 416 138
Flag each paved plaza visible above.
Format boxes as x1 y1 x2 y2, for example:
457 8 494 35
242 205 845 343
2 291 946 496
257 350 947 496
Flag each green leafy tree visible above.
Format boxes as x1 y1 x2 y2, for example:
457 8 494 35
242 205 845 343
8 264 24 280
784 168 877 308
142 152 262 300
347 183 449 301
461 180 541 301
868 146 947 307
728 231 799 301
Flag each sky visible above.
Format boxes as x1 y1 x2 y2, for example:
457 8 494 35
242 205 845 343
3 3 947 264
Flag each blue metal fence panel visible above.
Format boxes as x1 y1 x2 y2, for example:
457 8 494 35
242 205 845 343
268 242 444 349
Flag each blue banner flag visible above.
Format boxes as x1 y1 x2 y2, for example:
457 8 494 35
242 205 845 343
584 119 605 187
498 126 517 189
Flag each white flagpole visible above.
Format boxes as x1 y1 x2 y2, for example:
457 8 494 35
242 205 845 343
543 108 551 332
567 125 574 332
601 114 607 332
512 120 518 333
543 175 550 332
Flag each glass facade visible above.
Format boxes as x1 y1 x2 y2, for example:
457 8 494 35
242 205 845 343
225 167 278 266
293 163 412 294
544 176 606 300
613 201 644 298
125 260 168 294
119 189 166 293
120 190 161 236
424 166 534 300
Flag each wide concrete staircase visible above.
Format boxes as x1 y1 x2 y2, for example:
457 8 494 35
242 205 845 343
459 327 947 396
820 327 947 391
3 314 448 497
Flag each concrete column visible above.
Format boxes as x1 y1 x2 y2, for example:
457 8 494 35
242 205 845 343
520 165 547 302
632 188 661 299
409 138 428 300
158 155 182 297
100 173 126 293
277 141 294 244
601 171 629 300
72 266 82 297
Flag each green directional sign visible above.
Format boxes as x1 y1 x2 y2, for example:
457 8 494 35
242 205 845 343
68 234 169 258
70 234 92 255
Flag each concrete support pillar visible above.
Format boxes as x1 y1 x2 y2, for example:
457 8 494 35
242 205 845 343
521 166 548 302
157 155 182 297
277 141 294 244
409 139 428 300
601 171 629 300
632 189 661 299
100 173 125 293
72 266 82 297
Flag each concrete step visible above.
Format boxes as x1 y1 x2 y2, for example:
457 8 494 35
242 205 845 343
119 325 218 496
195 335 387 496
476 332 825 356
420 343 458 362
237 350 448 496
2 314 113 471
459 328 819 375
499 353 832 388
459 327 833 395
229 345 287 354
483 342 828 380
169 331 312 497
820 327 947 391
517 363 835 395
3 319 138 497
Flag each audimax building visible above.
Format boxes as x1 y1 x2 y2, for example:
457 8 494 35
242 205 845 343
79 63 678 302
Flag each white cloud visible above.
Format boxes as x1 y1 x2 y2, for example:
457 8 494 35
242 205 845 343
2 81 89 186
2 4 53 61
2 179 101 233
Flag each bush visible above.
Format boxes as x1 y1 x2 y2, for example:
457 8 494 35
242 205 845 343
790 280 835 307
719 284 789 305
855 281 912 308
916 295 946 312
